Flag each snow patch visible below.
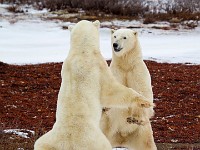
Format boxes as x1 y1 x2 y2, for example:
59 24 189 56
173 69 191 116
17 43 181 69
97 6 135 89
171 139 179 143
3 129 35 139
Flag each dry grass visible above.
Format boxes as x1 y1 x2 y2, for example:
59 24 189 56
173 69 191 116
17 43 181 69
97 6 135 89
1 61 200 149
2 0 200 24
143 17 156 24
6 5 24 13
143 12 200 24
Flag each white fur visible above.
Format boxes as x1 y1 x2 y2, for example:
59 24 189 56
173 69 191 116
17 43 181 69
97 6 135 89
101 29 157 150
34 22 152 150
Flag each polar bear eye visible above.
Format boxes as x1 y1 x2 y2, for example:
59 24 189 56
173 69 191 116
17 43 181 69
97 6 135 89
114 36 116 38
123 37 127 39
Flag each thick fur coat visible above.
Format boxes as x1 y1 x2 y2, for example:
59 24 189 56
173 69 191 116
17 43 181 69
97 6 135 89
34 21 152 150
101 29 157 150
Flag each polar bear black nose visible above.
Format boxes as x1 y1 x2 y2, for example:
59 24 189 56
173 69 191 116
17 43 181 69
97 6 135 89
113 43 118 48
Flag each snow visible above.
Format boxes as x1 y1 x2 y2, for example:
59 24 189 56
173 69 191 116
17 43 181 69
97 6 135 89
1 20 200 64
102 20 141 27
0 19 69 64
0 4 200 65
3 129 35 139
171 139 179 143
140 33 200 64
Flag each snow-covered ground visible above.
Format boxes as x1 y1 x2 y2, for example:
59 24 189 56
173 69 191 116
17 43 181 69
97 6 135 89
3 129 35 139
0 4 200 65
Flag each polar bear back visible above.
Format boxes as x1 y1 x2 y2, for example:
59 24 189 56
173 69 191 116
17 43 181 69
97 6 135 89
54 20 103 126
56 50 103 127
35 20 114 150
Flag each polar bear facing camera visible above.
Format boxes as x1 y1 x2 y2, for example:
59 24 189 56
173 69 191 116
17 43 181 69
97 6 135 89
101 29 157 150
34 21 153 150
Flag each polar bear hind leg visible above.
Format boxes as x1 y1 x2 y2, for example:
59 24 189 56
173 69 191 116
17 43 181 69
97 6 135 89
34 143 56 150
126 123 157 150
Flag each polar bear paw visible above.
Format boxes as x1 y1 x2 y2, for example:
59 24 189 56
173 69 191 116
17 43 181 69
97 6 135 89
140 101 154 108
137 98 154 108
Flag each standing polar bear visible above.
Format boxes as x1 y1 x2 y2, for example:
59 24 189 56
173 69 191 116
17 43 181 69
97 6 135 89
101 29 157 150
34 21 153 150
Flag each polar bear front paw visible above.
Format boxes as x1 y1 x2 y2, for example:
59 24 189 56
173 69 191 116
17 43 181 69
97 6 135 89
140 101 154 108
138 98 154 108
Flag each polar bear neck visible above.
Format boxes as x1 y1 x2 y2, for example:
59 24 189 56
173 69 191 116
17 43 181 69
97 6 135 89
112 39 143 69
70 36 100 53
69 25 100 54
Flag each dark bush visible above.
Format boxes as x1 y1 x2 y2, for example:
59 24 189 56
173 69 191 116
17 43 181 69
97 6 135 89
143 17 156 24
7 5 24 13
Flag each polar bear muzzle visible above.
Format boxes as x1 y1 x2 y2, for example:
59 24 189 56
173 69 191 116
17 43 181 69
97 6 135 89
113 43 122 52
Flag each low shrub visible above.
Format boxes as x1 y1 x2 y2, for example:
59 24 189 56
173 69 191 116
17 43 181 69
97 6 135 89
7 5 24 13
2 0 200 22
143 17 156 24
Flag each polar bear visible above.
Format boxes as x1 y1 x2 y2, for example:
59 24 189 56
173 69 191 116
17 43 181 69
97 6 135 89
100 29 157 150
34 21 153 150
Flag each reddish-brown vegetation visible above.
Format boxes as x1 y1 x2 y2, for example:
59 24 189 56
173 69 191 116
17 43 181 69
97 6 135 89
0 60 200 149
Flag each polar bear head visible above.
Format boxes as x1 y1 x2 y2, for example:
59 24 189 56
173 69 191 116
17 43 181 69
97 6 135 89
111 29 138 57
68 20 100 51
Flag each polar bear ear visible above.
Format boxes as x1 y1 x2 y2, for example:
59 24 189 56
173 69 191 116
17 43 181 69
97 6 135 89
93 20 100 28
111 29 116 34
68 25 74 31
133 31 138 36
